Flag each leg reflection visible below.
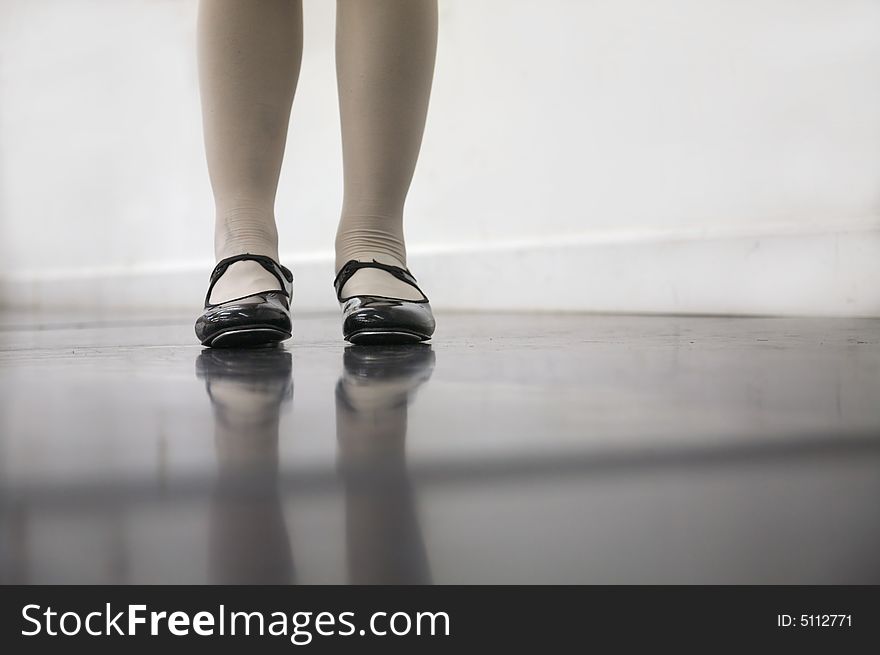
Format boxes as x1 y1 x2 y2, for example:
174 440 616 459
196 348 294 584
335 345 435 584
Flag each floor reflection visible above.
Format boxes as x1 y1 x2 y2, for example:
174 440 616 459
4 314 878 583
194 344 435 584
336 345 434 584
196 348 295 584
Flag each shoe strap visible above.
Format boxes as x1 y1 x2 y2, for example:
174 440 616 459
205 253 293 307
333 259 428 302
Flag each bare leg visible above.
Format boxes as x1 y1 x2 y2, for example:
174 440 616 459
335 0 438 301
197 0 302 303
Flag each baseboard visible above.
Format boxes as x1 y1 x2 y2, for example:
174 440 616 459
2 226 879 317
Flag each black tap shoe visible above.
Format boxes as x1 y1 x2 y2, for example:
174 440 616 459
195 254 293 348
332 259 436 345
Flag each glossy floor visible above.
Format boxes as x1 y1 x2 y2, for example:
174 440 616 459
1 311 879 584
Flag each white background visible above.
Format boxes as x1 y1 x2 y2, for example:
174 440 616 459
1 0 879 315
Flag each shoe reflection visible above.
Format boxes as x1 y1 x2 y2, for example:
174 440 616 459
196 347 295 584
336 345 435 584
195 343 434 584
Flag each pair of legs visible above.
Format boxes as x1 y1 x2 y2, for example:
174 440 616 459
198 0 437 305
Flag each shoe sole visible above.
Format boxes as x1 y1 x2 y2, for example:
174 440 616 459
203 326 291 349
346 329 430 345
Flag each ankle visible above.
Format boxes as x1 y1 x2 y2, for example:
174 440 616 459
334 216 406 272
215 207 280 262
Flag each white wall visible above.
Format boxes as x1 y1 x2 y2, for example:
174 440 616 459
1 0 879 316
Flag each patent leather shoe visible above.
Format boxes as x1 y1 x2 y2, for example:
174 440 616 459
332 259 435 345
195 253 293 348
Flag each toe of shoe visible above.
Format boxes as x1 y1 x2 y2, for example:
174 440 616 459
342 298 435 340
195 293 291 343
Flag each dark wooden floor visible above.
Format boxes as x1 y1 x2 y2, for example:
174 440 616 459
1 311 879 583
